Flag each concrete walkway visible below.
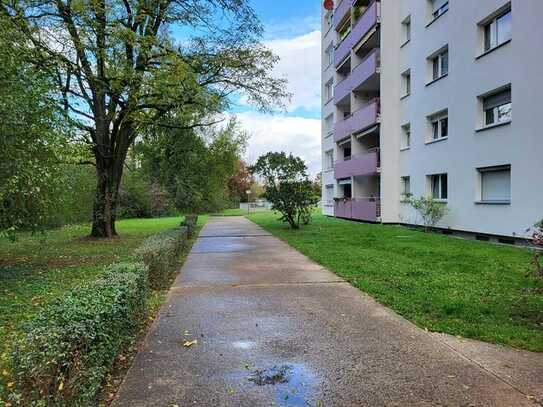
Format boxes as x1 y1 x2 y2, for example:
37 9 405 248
115 216 542 406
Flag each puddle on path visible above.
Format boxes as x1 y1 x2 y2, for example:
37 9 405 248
248 363 318 406
232 340 256 350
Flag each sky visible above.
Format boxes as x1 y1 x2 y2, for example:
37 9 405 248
169 1 323 175
227 0 323 175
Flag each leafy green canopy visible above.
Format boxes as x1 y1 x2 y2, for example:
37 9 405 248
138 118 247 213
0 17 72 238
1 0 289 237
251 152 319 229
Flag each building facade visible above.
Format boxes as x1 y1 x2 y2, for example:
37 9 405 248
321 0 543 240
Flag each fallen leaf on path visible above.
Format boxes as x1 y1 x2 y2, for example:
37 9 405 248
183 340 198 348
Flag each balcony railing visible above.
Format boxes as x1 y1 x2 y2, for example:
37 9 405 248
334 197 380 222
334 148 380 179
333 0 351 29
334 0 380 67
334 48 380 104
333 98 380 142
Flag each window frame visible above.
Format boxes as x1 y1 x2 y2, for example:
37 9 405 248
401 15 411 46
431 49 448 81
401 123 411 150
325 184 334 205
432 1 449 19
427 110 448 142
429 173 448 201
401 176 411 198
477 165 511 204
324 150 334 170
401 69 411 98
482 87 511 127
324 78 334 102
483 8 512 53
324 44 334 68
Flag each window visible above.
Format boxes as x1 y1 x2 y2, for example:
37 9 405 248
326 12 333 32
401 123 411 149
478 165 511 203
483 87 511 126
325 185 334 204
325 44 333 67
484 8 511 52
324 150 334 170
324 78 334 102
402 16 411 44
428 110 448 141
431 49 448 80
343 145 352 160
401 70 411 97
430 173 448 200
401 176 411 197
430 0 449 20
324 113 334 136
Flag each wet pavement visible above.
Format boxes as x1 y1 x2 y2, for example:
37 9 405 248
114 216 541 407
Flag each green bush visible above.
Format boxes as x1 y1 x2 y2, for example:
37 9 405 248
134 227 187 289
182 215 198 238
9 262 148 406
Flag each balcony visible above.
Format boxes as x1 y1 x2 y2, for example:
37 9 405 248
334 197 380 222
334 148 380 179
334 0 380 67
334 49 380 104
334 98 380 142
333 0 351 30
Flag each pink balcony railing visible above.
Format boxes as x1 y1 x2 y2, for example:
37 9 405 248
334 197 380 222
334 48 380 104
333 98 380 142
334 0 380 67
334 148 380 179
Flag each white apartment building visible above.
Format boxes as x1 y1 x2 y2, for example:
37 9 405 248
321 0 543 241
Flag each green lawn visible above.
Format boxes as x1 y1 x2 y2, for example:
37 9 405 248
248 211 543 352
0 216 207 349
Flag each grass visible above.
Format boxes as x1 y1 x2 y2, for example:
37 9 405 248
0 216 207 356
248 211 543 352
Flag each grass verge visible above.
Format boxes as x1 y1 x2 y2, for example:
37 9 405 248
248 211 543 352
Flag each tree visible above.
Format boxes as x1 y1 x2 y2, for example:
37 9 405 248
2 0 288 237
228 160 253 205
138 118 246 213
251 152 319 229
0 16 70 239
407 196 449 232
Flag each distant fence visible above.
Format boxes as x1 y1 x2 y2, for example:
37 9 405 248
239 201 272 211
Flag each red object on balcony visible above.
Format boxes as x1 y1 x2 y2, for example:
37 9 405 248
324 0 334 10
334 0 380 67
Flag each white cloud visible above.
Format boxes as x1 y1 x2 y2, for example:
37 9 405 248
264 30 321 112
231 112 321 176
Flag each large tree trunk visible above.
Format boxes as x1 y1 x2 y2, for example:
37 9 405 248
90 122 133 238
91 162 122 238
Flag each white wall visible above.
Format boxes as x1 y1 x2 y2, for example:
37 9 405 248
380 0 543 237
322 7 336 216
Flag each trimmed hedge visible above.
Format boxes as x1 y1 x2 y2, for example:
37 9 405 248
133 226 188 289
10 262 148 406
